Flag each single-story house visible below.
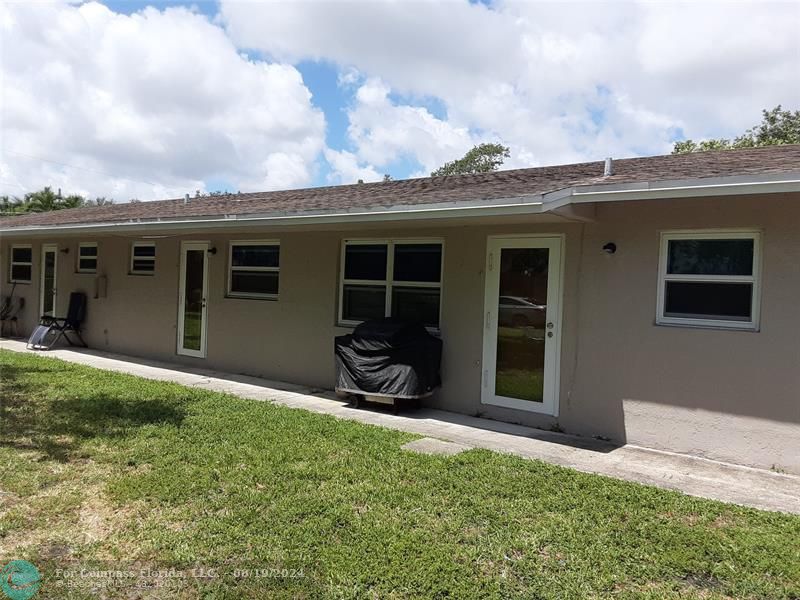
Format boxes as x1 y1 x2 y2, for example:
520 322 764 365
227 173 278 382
2 145 799 473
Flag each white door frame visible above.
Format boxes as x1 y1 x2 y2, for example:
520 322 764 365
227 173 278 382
480 234 565 416
40 244 58 318
177 241 210 358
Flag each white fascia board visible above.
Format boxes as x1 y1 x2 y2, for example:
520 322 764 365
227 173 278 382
544 171 800 208
0 195 546 237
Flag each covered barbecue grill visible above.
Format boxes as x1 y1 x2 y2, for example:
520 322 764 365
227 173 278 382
335 318 442 411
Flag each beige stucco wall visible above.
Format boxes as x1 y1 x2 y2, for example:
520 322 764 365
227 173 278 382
569 192 800 473
1 192 798 473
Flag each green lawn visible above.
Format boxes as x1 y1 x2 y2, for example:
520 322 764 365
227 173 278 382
181 310 202 351
0 350 798 599
495 368 545 404
495 326 545 402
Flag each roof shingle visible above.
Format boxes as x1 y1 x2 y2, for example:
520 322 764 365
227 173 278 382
2 145 799 229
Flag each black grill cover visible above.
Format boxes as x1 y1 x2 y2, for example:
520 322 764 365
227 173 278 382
335 318 443 398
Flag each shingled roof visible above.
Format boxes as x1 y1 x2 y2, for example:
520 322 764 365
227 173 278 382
2 145 800 230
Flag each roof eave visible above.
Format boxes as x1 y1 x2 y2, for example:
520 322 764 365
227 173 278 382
0 194 548 237
548 171 800 208
1 172 799 237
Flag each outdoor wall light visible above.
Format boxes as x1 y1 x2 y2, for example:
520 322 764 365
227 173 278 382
208 247 218 255
602 242 617 254
60 247 69 254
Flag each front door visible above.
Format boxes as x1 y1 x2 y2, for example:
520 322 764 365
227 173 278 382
177 241 209 358
481 236 563 415
40 244 58 317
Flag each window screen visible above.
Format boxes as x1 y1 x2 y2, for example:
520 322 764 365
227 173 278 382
658 233 759 329
131 242 156 274
228 242 280 298
78 243 98 273
341 240 442 328
10 246 32 283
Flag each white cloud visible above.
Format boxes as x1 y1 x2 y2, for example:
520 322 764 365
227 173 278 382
346 78 474 174
323 148 382 184
221 0 520 100
221 0 800 170
0 1 325 200
3 0 797 200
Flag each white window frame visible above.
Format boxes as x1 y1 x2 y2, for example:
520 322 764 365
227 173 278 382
130 241 156 275
9 244 33 283
338 238 444 330
656 229 761 331
77 242 98 274
227 240 280 299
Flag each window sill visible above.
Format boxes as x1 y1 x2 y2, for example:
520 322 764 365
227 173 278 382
225 294 278 301
655 318 758 333
128 272 155 276
337 320 441 336
75 271 97 275
8 280 31 285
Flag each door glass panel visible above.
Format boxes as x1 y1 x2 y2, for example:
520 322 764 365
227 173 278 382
182 249 205 351
495 248 549 403
43 251 56 316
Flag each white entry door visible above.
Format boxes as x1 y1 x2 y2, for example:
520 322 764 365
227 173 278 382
40 244 58 317
481 235 564 416
177 241 209 358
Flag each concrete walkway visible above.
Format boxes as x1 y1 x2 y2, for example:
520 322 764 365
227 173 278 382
2 338 799 515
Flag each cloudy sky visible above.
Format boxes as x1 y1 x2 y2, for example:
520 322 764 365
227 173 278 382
1 0 798 201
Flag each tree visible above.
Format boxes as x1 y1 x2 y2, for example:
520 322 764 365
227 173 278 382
24 187 62 212
86 196 114 207
431 143 510 176
0 195 22 215
0 187 113 215
673 105 800 154
61 194 85 209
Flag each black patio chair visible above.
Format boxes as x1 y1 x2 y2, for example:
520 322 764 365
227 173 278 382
0 283 25 338
27 292 88 350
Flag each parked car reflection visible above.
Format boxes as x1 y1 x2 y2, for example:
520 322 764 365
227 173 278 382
498 295 546 328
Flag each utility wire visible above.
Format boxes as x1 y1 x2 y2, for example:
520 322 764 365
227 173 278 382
0 180 28 191
3 150 186 196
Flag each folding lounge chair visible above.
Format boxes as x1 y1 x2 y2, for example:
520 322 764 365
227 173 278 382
27 292 88 350
0 284 25 338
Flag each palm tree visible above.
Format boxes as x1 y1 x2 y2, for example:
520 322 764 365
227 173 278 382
0 195 22 215
86 196 113 207
61 194 85 209
24 187 60 212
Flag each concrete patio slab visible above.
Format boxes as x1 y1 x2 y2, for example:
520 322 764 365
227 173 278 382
2 338 799 515
401 437 472 455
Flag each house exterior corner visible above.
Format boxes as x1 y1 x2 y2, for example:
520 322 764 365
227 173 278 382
2 190 799 474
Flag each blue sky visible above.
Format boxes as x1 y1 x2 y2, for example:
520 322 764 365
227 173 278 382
1 0 797 200
102 0 450 190
101 0 376 190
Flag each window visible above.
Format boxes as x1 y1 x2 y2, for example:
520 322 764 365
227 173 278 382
9 245 32 283
130 242 156 275
77 242 98 273
227 241 280 298
339 239 443 328
657 231 761 330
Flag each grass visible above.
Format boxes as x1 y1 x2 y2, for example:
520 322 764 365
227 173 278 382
495 368 544 403
181 310 202 351
495 326 545 402
1 350 799 599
